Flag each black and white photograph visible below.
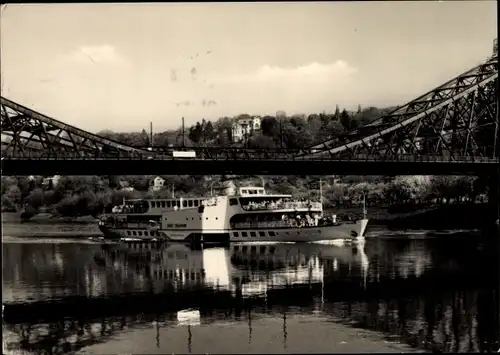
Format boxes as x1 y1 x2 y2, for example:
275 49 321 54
1 2 499 353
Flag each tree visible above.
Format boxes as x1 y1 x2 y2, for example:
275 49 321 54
188 122 203 143
247 135 276 149
334 105 340 121
3 184 22 210
324 120 344 139
340 109 352 130
214 117 233 146
261 116 279 137
153 131 170 147
282 122 314 149
204 121 215 141
306 115 323 142
25 188 45 211
141 129 150 147
289 116 307 129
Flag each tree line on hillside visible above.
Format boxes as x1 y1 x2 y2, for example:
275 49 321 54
96 105 397 149
1 174 491 219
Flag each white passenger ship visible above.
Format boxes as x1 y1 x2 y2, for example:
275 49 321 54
98 185 369 243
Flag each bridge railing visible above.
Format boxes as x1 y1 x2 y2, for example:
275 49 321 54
1 150 498 163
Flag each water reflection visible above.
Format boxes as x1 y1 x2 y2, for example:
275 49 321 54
2 238 499 354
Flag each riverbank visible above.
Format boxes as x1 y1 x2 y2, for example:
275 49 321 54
2 212 98 224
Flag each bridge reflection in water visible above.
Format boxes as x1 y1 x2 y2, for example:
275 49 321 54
2 238 499 354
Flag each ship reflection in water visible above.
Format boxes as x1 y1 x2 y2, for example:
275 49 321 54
2 237 499 354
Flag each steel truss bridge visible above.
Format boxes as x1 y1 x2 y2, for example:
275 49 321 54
1 51 498 175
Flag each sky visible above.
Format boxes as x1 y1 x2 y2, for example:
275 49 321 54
0 2 497 132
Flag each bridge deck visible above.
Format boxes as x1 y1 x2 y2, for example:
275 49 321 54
2 154 497 175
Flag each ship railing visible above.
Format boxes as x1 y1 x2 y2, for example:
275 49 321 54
233 220 311 229
241 201 322 211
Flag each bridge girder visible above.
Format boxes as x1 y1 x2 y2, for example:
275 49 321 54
0 97 151 158
303 55 498 161
1 54 498 164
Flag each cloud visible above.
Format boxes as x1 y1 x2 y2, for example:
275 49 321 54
203 60 359 115
60 45 130 67
223 60 357 84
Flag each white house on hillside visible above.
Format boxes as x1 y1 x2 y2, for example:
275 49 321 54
232 116 261 142
150 176 165 192
42 175 61 189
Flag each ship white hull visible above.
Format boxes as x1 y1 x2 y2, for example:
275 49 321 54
229 219 369 242
100 219 369 243
158 219 368 243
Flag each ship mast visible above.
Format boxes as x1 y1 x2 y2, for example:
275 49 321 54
319 178 323 210
362 192 367 219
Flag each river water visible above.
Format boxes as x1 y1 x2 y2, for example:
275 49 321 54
2 225 499 354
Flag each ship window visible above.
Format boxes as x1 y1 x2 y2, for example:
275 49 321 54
151 201 156 208
206 217 209 220
183 200 187 208
144 231 148 236
138 231 143 236
188 200 193 207
260 246 266 253
166 201 171 208
194 200 199 207
242 246 248 252
241 232 248 238
229 198 238 206
270 246 276 254
215 217 218 220
259 231 265 237
250 232 257 237
268 231 276 236
133 231 137 236
233 232 239 237
250 246 257 252
127 231 131 236
186 217 189 221
242 189 248 194
161 201 166 208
